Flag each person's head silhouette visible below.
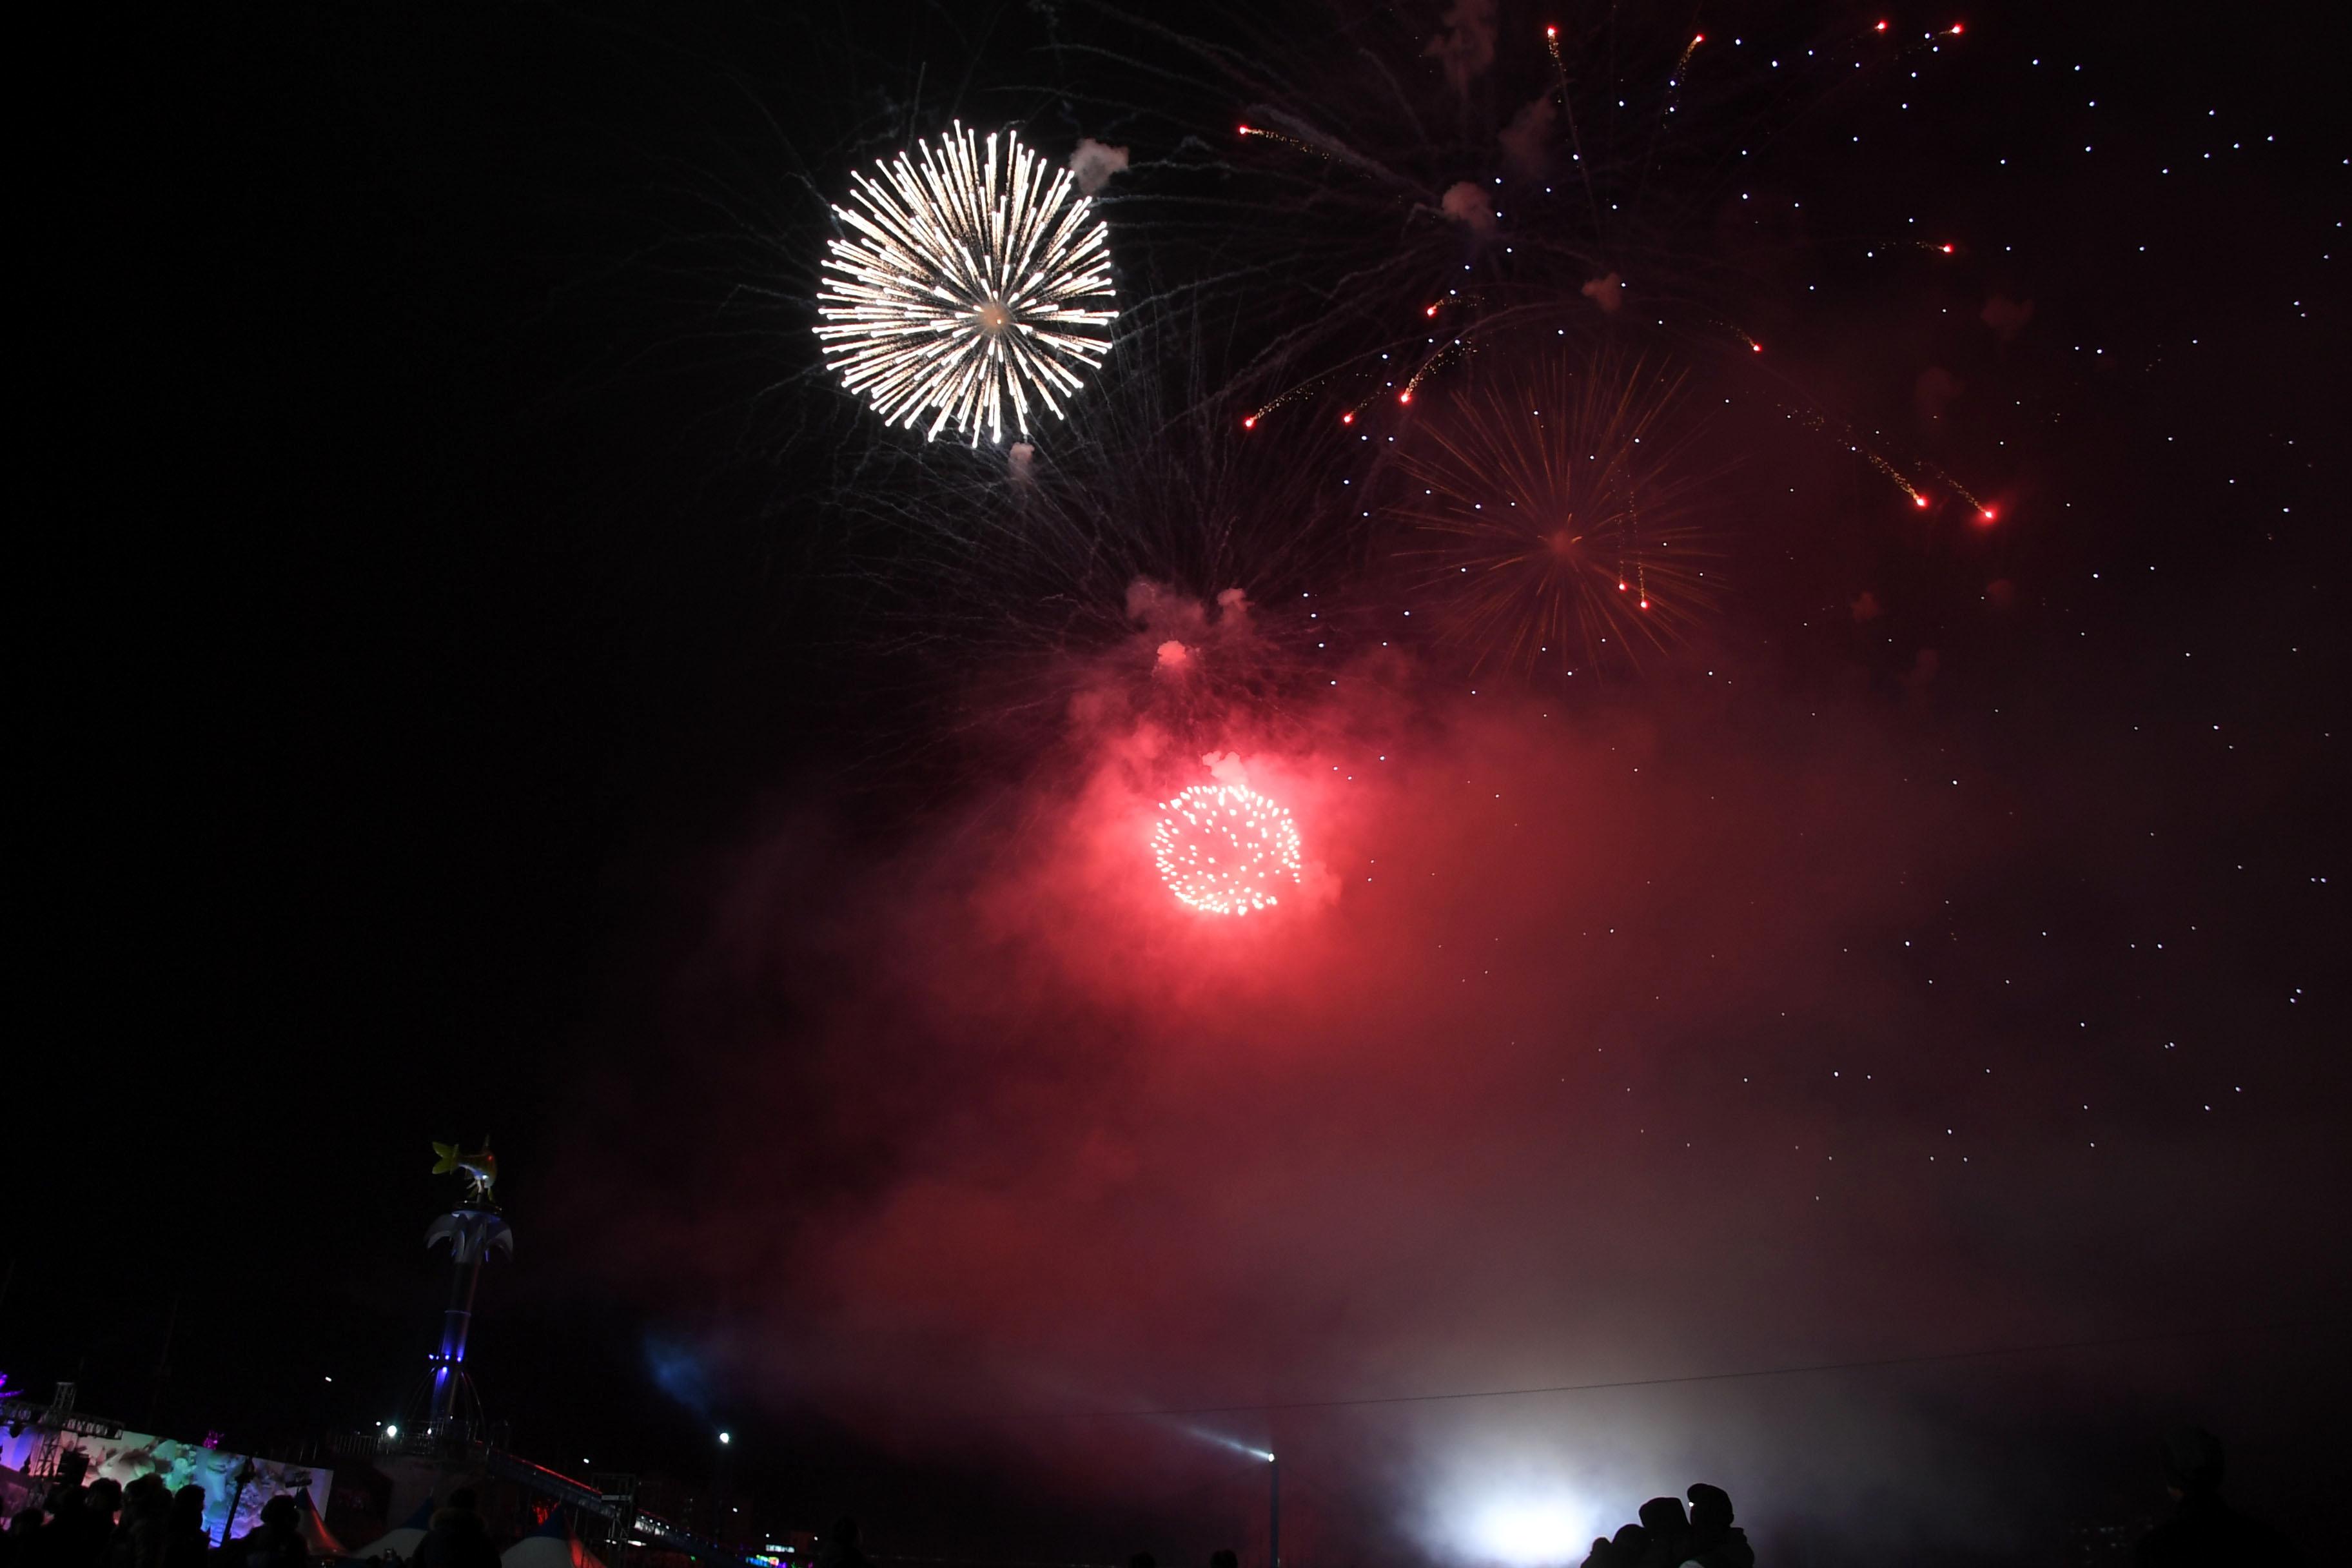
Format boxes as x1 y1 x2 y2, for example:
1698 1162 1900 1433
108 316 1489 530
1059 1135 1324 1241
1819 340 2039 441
1636 1496 1688 1544
1687 1483 1736 1538
2162 1426 2225 1498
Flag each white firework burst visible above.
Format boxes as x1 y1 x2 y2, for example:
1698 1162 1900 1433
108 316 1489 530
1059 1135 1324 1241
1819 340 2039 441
816 123 1118 446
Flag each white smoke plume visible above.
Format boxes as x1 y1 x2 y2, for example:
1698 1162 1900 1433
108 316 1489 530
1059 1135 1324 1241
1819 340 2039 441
1423 0 1497 94
1441 181 1496 236
1068 139 1130 196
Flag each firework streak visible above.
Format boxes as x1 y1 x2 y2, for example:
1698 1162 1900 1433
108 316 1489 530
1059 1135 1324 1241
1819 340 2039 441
818 124 1118 445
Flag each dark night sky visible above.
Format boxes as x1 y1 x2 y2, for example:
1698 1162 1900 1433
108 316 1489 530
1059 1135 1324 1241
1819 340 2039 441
17 3 2351 1564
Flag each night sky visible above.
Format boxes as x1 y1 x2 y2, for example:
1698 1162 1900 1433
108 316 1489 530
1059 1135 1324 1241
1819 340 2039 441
19 3 2350 1565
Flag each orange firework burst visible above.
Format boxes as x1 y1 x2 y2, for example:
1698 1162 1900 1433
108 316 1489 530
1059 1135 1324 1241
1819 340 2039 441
1391 351 1719 672
1153 784 1304 915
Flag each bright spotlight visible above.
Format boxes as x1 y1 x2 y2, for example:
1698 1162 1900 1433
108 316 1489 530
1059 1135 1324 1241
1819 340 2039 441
384 1424 399 1440
1465 1498 1596 1566
718 1431 732 1445
1177 1426 1276 1464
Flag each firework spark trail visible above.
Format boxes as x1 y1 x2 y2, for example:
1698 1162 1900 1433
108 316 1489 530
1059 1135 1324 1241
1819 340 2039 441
1834 426 1929 507
1153 783 1304 915
1398 338 1470 407
1090 5 1948 424
814 295 1372 763
1783 406 1990 512
1392 351 1719 672
797 8 1989 701
1689 315 1767 355
1874 453 1930 507
1919 459 1995 518
816 124 1118 445
1544 24 1609 247
964 0 1975 442
1237 121 1338 163
1634 30 1707 218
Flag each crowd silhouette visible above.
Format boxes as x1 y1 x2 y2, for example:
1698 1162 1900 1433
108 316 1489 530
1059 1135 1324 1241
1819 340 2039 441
1577 1483 1752 1568
0 1454 305 1568
1574 1429 2303 1565
2 1426 2307 1567
407 1492 495 1568
2132 1426 2298 1566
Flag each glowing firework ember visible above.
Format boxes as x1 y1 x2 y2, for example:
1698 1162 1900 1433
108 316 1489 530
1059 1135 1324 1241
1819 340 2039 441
1152 785 1303 915
816 124 1117 444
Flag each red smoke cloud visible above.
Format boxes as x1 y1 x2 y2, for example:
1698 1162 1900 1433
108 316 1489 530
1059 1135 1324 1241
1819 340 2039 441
564 629 2346 1562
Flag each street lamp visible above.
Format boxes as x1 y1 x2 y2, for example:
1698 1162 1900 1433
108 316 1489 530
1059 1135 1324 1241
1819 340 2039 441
1266 1453 1279 1568
1166 1429 1277 1568
712 1429 737 1541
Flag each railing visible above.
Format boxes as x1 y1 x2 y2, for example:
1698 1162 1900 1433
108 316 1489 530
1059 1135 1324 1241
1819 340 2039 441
474 1446 756 1567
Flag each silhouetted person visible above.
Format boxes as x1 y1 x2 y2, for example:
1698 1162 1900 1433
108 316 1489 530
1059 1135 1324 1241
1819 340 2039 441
106 1477 169 1568
1209 1551 1237 1568
814 1518 871 1568
4 1508 46 1568
2134 1426 2298 1566
48 1476 120 1568
229 1497 304 1568
1127 1554 1155 1568
159 1490 207 1568
410 1492 493 1568
86 1481 123 1568
1683 1485 1753 1568
1580 1520 1650 1568
31 1454 90 1568
1634 1498 1689 1567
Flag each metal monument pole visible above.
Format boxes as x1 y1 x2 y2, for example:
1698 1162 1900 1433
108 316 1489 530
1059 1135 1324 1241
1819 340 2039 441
422 1141 511 1444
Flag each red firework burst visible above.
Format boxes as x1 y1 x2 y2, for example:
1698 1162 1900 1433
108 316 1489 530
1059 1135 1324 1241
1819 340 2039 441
1152 785 1304 915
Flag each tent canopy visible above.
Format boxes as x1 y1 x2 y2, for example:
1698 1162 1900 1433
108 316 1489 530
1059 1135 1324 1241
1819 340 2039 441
500 1507 607 1568
351 1496 436 1561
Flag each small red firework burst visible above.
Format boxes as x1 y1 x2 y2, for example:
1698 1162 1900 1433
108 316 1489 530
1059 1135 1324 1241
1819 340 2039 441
1152 785 1304 915
1393 350 1718 672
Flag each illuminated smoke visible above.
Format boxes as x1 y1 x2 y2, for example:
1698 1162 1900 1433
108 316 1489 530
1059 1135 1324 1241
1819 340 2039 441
1422 0 1498 94
1497 95 1557 179
1068 137 1131 195
1981 293 2034 344
1441 181 1497 236
1914 366 1963 424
